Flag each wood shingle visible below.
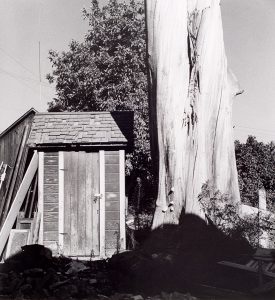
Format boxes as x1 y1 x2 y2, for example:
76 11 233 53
27 111 133 148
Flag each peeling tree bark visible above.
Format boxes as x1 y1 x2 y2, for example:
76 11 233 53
146 0 242 228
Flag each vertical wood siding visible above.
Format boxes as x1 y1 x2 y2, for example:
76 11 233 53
63 151 100 257
105 150 120 255
43 152 59 253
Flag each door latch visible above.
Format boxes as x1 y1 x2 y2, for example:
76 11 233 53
93 193 102 203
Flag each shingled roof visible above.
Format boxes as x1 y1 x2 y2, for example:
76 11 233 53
27 111 133 148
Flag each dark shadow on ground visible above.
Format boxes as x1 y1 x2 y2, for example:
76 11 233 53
109 212 275 299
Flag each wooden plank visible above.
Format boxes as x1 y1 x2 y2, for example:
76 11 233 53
119 150 126 251
92 152 100 256
0 126 28 228
44 152 58 157
77 151 86 256
5 229 29 259
85 152 93 256
105 164 119 174
106 182 120 192
44 165 60 174
44 184 58 194
70 152 79 256
0 152 38 256
27 212 36 244
106 220 120 230
27 173 38 218
32 212 41 244
106 173 120 183
44 221 58 232
58 151 64 254
44 203 59 213
105 192 119 201
218 261 275 278
44 193 59 203
105 201 120 211
43 212 58 223
63 152 72 256
99 150 105 257
105 151 119 156
105 211 120 220
44 156 59 166
105 154 119 164
44 231 58 241
44 174 58 184
38 152 44 244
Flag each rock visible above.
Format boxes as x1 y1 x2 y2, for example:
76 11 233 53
131 295 144 300
89 278 97 284
23 267 44 277
53 284 78 299
49 279 70 290
18 283 33 296
65 260 89 274
98 294 111 299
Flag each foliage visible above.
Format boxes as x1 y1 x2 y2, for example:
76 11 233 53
235 136 275 210
198 181 275 248
46 0 150 177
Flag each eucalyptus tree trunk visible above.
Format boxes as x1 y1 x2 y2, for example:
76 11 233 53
146 0 242 229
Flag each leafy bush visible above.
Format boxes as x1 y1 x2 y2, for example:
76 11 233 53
198 181 275 248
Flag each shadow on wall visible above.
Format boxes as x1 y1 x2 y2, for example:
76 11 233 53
109 211 257 295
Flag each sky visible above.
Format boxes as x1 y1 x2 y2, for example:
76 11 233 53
0 0 274 143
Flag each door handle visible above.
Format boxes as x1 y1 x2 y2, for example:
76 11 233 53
93 194 102 203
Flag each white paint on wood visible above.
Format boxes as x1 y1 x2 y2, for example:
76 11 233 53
119 150 126 251
38 152 44 244
259 188 267 211
0 152 38 256
5 229 30 259
99 150 105 257
58 151 64 254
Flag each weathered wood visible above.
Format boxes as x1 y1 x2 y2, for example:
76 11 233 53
106 211 120 220
105 201 120 211
44 231 58 241
58 151 64 253
106 192 119 201
38 152 44 244
33 212 41 244
70 152 79 256
0 152 38 256
99 150 105 257
106 220 120 230
0 125 29 227
119 150 126 251
92 152 100 256
106 182 120 193
63 152 72 255
78 151 86 255
105 164 119 174
27 173 38 218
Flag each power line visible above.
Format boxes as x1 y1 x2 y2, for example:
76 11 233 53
0 67 54 89
0 47 38 79
234 125 275 134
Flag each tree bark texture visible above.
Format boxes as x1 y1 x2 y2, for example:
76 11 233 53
146 0 242 228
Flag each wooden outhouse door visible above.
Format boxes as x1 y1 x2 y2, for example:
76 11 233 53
63 151 100 257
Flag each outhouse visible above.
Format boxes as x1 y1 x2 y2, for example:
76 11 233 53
24 111 133 258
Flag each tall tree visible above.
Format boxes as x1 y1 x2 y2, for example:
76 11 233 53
146 0 242 228
47 0 149 176
235 136 275 209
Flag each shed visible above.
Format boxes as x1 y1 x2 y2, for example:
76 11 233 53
0 110 133 259
0 108 36 228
